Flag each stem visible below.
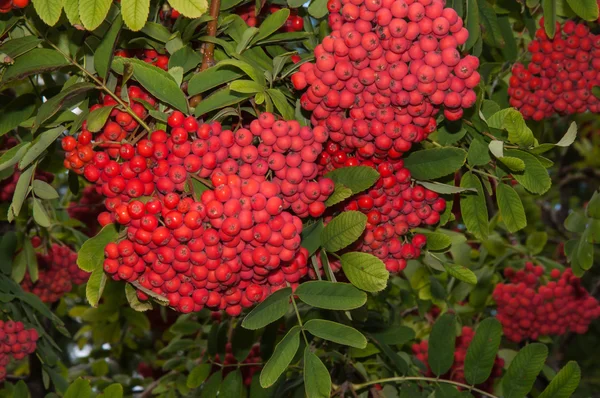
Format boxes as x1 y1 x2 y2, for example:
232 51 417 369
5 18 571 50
352 377 498 398
290 293 310 346
470 167 500 181
200 0 222 71
23 17 152 133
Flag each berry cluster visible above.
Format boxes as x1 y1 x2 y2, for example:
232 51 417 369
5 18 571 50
320 154 445 273
70 111 332 315
21 244 90 303
210 343 262 386
493 263 600 342
114 49 170 71
0 321 39 381
62 85 156 174
0 0 28 13
412 326 504 392
508 20 600 120
291 0 478 158
68 185 105 236
237 4 304 32
0 137 54 202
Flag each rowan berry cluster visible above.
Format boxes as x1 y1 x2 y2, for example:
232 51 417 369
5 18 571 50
493 263 600 342
508 20 600 120
0 0 28 13
412 326 504 392
68 185 105 236
0 137 54 202
21 244 89 303
69 110 332 315
320 152 445 273
210 343 262 386
62 85 156 174
237 4 304 32
0 321 39 381
114 49 170 71
291 0 478 158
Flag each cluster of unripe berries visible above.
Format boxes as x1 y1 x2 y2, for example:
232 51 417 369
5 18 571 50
236 4 304 32
509 20 600 120
0 0 28 13
68 185 105 236
0 137 54 202
21 243 89 303
291 0 478 159
412 325 504 393
62 84 155 174
210 343 262 386
493 263 600 343
320 154 445 273
0 321 39 381
114 49 170 71
68 110 332 315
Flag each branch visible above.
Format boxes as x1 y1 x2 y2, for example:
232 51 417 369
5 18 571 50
200 0 222 71
352 376 499 398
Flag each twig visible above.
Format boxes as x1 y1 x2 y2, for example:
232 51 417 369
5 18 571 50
200 0 222 71
352 376 499 398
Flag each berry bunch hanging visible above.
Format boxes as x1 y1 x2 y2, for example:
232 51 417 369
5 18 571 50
114 49 170 71
508 20 600 120
236 4 304 32
0 0 28 13
21 244 89 303
493 262 600 342
412 326 504 392
291 0 479 159
210 343 262 386
68 185 105 236
0 321 38 381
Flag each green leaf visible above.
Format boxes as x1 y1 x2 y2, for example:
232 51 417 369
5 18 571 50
464 0 480 50
125 283 153 311
478 0 504 47
403 147 467 180
86 267 107 307
504 149 551 195
325 166 380 194
169 45 202 74
87 105 115 133
141 22 172 42
295 281 367 310
112 57 188 112
542 0 557 38
460 172 489 240
101 384 123 398
0 94 37 136
444 263 477 284
64 378 92 398
502 343 548 398
467 137 491 166
77 224 119 272
168 0 208 18
201 371 222 398
417 181 475 194
0 36 43 59
220 370 243 397
64 0 81 25
32 0 64 26
32 180 59 199
194 88 252 117
187 364 211 388
570 238 594 271
428 313 457 376
13 381 29 398
267 89 295 120
526 231 548 255
8 165 34 221
1 49 69 84
33 198 51 228
0 143 28 174
242 287 291 330
504 109 534 147
340 252 389 292
371 326 415 346
79 0 112 31
488 140 504 158
566 0 598 20
464 318 503 385
230 80 264 94
496 183 527 233
253 9 290 43
300 220 323 256
122 0 150 31
304 319 367 348
321 211 367 253
95 15 123 81
215 59 265 85
538 361 581 398
304 348 331 398
188 66 244 95
556 121 578 147
498 156 525 171
19 126 65 170
0 232 17 275
23 238 38 283
423 232 452 251
35 83 96 129
259 326 301 388
587 190 600 219
324 183 353 207
308 0 328 18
